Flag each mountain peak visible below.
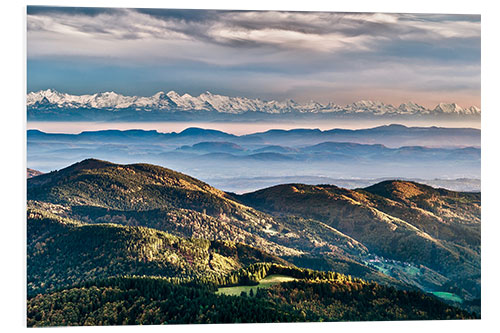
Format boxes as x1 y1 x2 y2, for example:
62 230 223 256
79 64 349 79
363 180 434 201
152 91 165 97
179 127 232 137
68 158 115 171
166 90 180 98
26 158 240 213
26 89 480 117
433 102 464 114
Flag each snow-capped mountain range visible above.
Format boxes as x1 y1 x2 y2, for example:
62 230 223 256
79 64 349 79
27 89 481 116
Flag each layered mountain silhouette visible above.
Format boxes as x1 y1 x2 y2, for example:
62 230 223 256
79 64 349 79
27 126 481 194
27 125 480 147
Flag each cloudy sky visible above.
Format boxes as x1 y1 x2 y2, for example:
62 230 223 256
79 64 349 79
27 6 481 108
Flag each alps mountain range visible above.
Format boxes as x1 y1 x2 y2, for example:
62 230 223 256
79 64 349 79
27 89 481 116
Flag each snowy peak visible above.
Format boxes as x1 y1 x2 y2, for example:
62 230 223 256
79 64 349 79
26 89 480 116
468 106 481 114
166 91 181 99
398 102 429 115
434 103 464 114
433 103 480 115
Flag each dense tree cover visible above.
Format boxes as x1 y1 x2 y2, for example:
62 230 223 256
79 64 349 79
28 201 295 256
363 180 480 219
26 159 481 318
27 159 301 257
28 159 480 295
284 254 410 289
27 276 301 326
26 159 423 294
27 208 285 296
27 275 476 327
237 181 480 299
27 207 478 326
261 280 477 321
219 263 364 287
360 181 480 248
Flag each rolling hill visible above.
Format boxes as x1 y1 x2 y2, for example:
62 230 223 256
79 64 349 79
28 192 476 325
27 207 288 296
27 158 302 256
27 274 476 327
27 159 480 308
26 159 408 288
236 181 480 300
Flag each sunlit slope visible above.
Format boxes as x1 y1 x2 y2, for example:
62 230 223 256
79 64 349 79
27 159 479 299
27 158 301 256
236 182 480 298
361 180 480 247
27 208 288 296
27 159 376 261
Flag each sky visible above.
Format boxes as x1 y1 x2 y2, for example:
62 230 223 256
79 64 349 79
27 6 481 108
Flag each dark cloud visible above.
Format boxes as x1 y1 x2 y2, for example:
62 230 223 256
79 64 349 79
399 13 480 23
134 8 220 22
27 8 480 52
26 7 481 107
27 6 117 17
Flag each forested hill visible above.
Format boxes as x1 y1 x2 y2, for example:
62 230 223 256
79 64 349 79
27 275 476 326
27 158 480 315
27 206 478 326
235 180 481 301
27 158 235 211
27 158 301 256
25 159 411 289
27 208 287 296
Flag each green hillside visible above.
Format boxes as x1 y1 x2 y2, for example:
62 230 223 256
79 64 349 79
27 208 287 296
28 200 475 325
27 159 391 282
27 275 476 327
27 159 301 256
28 158 247 213
27 159 480 314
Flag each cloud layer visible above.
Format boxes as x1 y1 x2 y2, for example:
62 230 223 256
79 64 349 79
27 7 480 107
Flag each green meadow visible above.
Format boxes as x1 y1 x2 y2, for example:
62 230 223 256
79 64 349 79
216 274 296 296
431 292 463 303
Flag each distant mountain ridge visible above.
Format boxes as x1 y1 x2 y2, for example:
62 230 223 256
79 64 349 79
27 124 481 148
27 89 480 117
26 125 481 192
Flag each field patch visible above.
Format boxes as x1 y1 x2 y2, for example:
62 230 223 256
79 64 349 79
216 274 296 296
431 291 463 303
